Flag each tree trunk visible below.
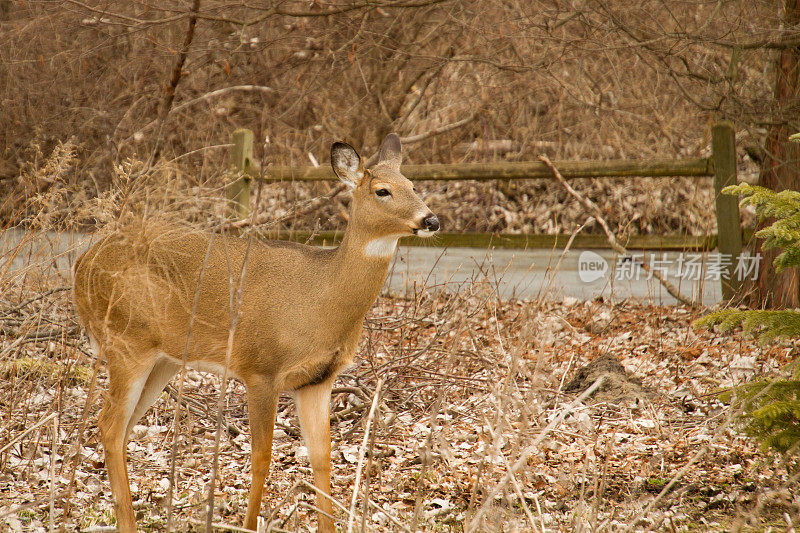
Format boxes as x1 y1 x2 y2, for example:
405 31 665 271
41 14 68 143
748 0 800 308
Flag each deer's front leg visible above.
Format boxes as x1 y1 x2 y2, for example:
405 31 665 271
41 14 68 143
243 376 278 531
294 378 335 533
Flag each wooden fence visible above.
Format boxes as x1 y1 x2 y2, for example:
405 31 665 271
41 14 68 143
226 122 744 298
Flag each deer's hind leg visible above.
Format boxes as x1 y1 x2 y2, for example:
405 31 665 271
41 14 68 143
98 346 161 533
125 355 180 438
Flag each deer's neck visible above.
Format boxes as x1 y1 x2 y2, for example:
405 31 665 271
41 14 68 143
328 224 397 314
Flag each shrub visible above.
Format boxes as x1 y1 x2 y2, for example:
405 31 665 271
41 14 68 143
695 183 800 453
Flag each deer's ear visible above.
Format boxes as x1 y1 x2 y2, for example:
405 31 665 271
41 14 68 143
331 142 365 189
377 133 402 171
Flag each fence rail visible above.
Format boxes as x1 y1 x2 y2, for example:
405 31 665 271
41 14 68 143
253 157 714 182
262 231 721 252
226 121 744 299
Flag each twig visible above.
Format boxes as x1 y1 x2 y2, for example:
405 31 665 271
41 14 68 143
346 378 384 533
49 416 58 533
166 143 234 164
0 492 65 520
205 235 253 531
532 493 546 533
333 386 370 402
467 376 605 532
163 382 247 437
59 358 101 532
367 499 412 532
575 444 591 530
401 112 478 143
187 518 257 532
360 398 380 533
538 155 696 307
13 326 79 343
0 412 57 455
276 502 298 530
127 86 274 147
0 334 28 361
483 415 538 531
225 185 347 231
622 444 711 532
269 479 355 532
410 316 467 531
592 437 613 530
172 85 274 116
296 502 336 523
364 113 479 167
167 234 215 531
3 286 70 315
537 217 594 302
298 479 354 516
264 480 303 527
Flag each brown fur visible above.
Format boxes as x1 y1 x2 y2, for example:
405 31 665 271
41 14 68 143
72 134 437 532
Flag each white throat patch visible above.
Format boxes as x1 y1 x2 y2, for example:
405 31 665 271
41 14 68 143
364 236 400 258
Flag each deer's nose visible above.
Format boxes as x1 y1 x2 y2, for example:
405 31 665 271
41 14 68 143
423 214 440 232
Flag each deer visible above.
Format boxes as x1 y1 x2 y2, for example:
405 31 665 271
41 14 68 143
71 133 439 532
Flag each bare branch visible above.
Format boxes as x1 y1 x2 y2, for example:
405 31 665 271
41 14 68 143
149 0 202 164
65 0 453 27
171 85 275 115
538 155 696 307
400 113 478 143
365 112 479 167
123 86 273 148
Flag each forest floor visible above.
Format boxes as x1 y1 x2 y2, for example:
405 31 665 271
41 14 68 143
1 246 798 532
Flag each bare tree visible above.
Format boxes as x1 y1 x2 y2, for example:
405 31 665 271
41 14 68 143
4 0 796 260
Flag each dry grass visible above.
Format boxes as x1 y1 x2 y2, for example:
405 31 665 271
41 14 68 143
1 211 798 531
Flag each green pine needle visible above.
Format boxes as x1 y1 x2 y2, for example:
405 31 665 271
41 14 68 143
694 184 800 454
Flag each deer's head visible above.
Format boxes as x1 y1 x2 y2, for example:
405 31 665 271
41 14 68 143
331 134 439 257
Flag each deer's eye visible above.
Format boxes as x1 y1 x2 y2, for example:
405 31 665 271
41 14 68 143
375 188 391 197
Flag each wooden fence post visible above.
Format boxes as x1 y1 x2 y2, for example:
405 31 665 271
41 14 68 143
711 121 743 300
227 128 253 221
